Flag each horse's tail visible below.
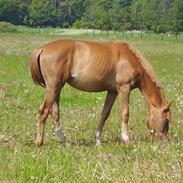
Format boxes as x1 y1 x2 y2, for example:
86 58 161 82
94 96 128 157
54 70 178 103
30 48 45 87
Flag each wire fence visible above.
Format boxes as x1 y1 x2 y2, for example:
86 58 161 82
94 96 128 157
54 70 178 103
13 26 183 42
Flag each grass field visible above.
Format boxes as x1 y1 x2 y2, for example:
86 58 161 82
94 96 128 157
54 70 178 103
0 29 183 183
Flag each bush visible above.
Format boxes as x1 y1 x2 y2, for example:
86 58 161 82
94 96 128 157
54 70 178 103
72 20 82 29
0 22 17 33
120 22 132 31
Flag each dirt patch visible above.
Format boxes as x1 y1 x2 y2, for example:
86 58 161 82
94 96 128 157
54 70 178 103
0 134 14 143
0 83 6 98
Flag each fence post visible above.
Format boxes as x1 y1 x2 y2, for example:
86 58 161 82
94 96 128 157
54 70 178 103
107 30 109 37
160 33 163 40
175 33 178 40
131 32 133 38
114 30 116 35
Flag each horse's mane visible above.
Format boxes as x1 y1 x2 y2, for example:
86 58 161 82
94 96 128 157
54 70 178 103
122 42 164 98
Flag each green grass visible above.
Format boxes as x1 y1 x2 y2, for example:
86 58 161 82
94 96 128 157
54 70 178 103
0 30 183 183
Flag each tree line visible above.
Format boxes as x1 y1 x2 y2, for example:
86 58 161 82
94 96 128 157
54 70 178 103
0 0 183 33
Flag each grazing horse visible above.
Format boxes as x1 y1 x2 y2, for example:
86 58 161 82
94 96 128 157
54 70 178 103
30 39 172 146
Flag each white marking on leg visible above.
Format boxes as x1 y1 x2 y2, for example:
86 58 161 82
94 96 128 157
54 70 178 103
121 132 129 143
95 130 101 147
121 122 129 143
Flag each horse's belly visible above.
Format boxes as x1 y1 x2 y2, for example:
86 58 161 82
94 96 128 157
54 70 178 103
67 73 116 92
69 54 116 92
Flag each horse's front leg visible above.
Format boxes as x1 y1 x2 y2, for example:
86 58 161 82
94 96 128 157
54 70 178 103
117 84 130 143
95 91 117 146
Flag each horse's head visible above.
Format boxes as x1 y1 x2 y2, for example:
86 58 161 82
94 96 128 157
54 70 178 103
147 100 172 142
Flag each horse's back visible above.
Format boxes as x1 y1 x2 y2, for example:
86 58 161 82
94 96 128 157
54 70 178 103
67 40 119 92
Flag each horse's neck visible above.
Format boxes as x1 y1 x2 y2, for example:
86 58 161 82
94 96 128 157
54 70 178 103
140 72 164 110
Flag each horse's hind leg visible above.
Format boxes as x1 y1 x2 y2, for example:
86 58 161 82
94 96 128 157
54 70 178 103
95 91 117 146
36 87 60 146
50 93 66 145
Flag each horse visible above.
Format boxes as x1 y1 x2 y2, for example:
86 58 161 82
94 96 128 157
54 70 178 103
30 39 172 146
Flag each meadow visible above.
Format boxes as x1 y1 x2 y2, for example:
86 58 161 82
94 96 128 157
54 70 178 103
0 29 183 182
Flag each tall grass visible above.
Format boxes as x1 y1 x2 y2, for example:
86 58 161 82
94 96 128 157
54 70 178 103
0 29 183 182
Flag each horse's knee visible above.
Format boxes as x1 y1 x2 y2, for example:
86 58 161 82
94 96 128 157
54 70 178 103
39 105 50 123
122 109 129 122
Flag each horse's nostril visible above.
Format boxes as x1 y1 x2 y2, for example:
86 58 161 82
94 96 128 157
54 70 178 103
162 119 169 134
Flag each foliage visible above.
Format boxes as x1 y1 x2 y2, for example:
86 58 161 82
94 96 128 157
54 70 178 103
0 0 28 25
28 0 56 27
0 21 17 32
0 0 183 32
172 0 183 32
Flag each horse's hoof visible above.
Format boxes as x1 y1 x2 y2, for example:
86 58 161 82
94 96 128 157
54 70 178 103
35 139 43 146
121 133 129 144
58 138 67 147
95 140 102 147
56 129 66 143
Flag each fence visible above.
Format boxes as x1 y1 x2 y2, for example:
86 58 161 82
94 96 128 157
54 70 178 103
7 26 183 41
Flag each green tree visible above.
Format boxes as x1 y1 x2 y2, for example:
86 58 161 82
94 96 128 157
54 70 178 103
55 0 89 27
80 0 132 30
131 0 144 30
172 0 183 32
111 0 132 31
0 0 28 25
0 0 181 32
28 0 56 27
56 0 76 27
131 0 174 33
80 0 113 30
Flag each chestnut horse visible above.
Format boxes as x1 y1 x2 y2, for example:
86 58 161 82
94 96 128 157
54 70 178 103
30 39 172 146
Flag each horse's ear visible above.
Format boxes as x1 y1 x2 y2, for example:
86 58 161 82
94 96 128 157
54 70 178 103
163 100 173 111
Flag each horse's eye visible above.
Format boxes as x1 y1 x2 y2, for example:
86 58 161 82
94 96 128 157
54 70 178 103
163 108 169 113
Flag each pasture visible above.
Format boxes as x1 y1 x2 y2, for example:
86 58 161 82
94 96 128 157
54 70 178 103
0 29 183 182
